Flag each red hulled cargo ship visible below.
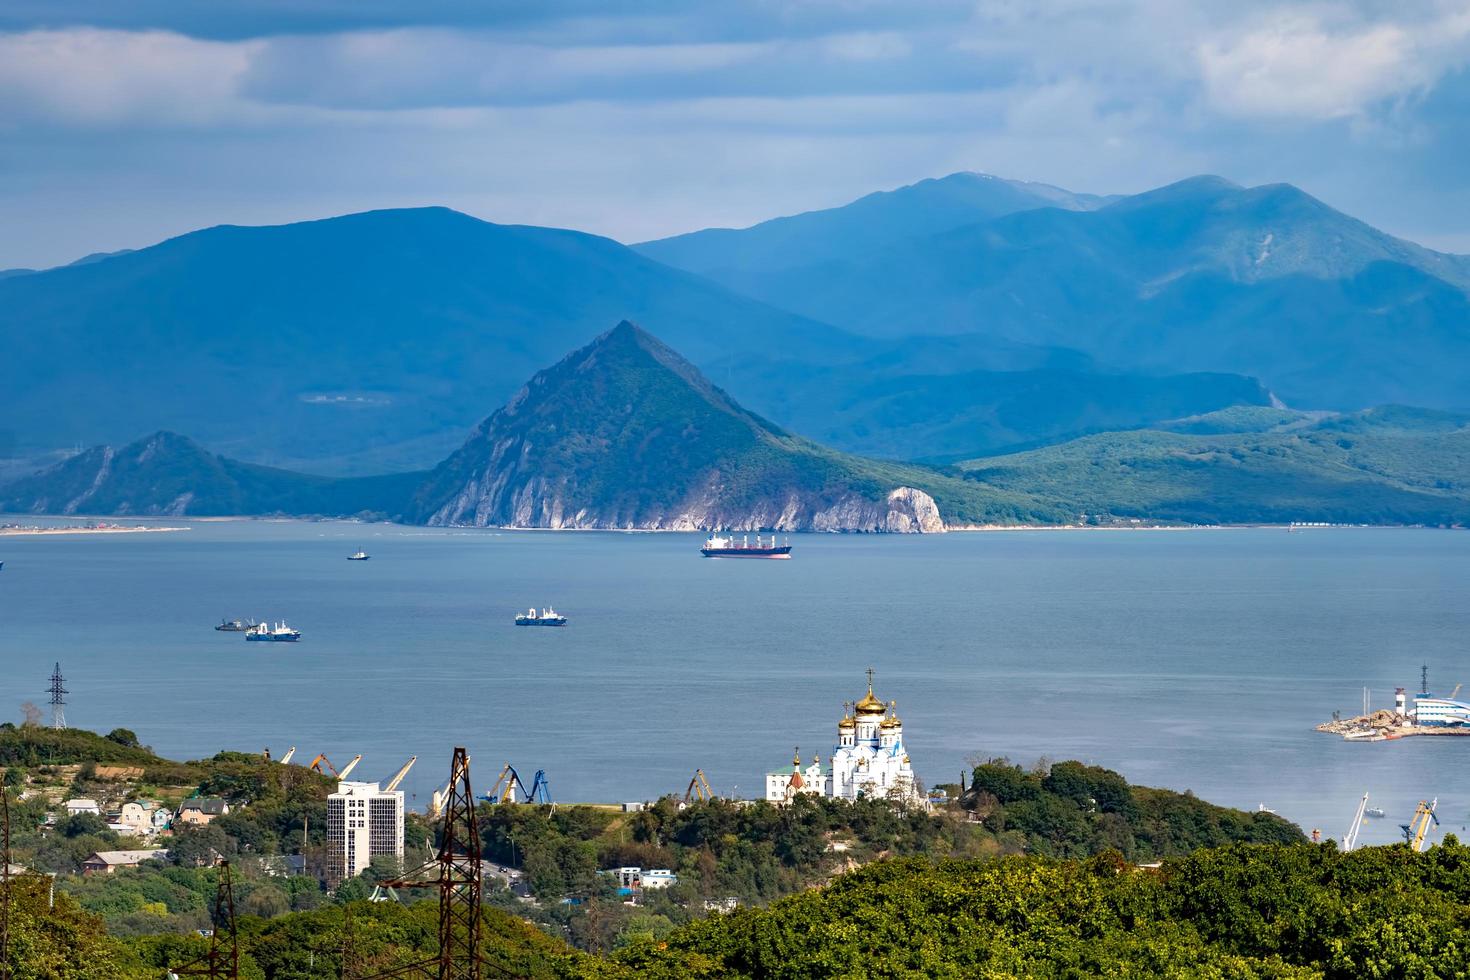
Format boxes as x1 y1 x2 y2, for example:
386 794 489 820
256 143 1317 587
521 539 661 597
700 533 792 559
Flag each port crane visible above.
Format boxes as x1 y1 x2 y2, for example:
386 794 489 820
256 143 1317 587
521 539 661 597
278 746 296 765
684 769 714 804
1400 798 1439 851
383 756 416 793
1341 793 1370 851
427 754 468 817
306 753 340 777
337 755 364 779
483 764 553 805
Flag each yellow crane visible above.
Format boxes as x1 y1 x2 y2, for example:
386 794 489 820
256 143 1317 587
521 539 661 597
383 757 416 793
306 753 340 777
427 754 468 816
684 769 713 804
337 755 364 779
1401 798 1439 852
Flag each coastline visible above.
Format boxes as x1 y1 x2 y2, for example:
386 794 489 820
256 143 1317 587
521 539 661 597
0 524 190 536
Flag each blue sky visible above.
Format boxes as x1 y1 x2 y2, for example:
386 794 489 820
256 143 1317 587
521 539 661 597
3 0 1469 268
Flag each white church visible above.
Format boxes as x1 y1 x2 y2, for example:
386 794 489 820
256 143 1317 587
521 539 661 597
765 670 921 805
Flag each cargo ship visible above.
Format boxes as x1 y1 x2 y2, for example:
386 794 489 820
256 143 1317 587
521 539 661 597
700 534 792 559
515 607 567 626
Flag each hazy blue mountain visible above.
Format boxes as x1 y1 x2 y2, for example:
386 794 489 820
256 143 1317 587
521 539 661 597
0 431 421 518
649 175 1470 411
958 405 1470 525
636 172 1112 296
0 207 848 475
0 202 1278 473
409 322 1062 530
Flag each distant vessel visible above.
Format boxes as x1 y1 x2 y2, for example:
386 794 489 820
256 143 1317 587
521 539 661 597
347 550 371 561
700 534 792 559
515 608 567 627
1365 807 1386 818
215 618 255 632
245 621 302 642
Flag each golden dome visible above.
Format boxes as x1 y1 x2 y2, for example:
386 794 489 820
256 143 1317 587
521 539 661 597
880 715 900 729
838 716 856 730
854 685 886 715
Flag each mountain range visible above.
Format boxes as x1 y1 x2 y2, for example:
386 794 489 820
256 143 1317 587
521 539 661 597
4 323 1466 529
2 169 1467 527
0 324 1064 530
642 175 1470 412
0 174 1347 474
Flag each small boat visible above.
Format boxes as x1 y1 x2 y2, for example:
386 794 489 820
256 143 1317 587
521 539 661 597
1365 807 1386 819
245 620 302 642
215 618 256 632
1342 730 1388 742
515 607 567 627
347 550 370 561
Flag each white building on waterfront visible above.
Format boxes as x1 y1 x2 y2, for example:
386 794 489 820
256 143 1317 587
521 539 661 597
326 780 404 885
765 670 921 805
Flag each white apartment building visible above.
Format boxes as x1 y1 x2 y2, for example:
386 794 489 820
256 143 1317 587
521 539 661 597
326 781 404 886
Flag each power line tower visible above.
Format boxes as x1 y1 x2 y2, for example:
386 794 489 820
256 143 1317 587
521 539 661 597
373 747 510 980
45 664 67 730
170 861 239 980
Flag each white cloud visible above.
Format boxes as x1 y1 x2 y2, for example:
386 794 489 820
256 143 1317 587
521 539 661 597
0 29 259 127
1198 9 1470 120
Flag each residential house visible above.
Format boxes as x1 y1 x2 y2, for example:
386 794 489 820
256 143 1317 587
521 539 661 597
64 799 100 817
81 849 170 875
175 798 229 826
118 801 166 836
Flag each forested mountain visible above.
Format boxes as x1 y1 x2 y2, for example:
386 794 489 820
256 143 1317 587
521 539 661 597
409 321 1057 530
0 207 845 475
0 431 420 519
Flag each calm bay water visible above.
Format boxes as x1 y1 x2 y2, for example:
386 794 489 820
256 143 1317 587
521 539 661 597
1 519 1467 847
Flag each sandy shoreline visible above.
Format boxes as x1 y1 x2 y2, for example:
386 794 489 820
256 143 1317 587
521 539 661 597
0 525 190 536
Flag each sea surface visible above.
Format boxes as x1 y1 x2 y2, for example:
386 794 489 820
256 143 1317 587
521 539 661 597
1 518 1467 847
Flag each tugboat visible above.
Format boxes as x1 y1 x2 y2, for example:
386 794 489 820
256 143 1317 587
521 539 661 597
245 620 302 642
700 533 792 559
515 607 568 627
215 618 256 632
347 550 370 561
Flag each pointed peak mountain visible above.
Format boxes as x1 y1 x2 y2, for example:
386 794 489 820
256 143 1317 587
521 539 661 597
409 323 1044 530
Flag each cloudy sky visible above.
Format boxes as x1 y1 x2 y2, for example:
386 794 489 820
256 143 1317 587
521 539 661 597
3 0 1469 268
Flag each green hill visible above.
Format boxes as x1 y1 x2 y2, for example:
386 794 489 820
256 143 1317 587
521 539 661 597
620 841 1470 978
958 405 1470 525
410 321 1064 529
